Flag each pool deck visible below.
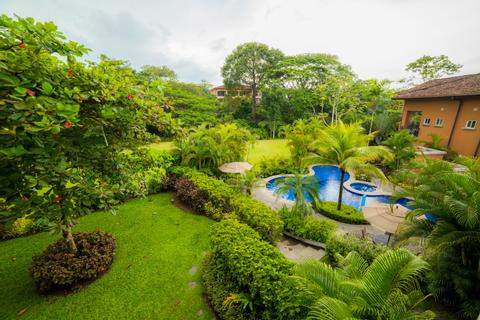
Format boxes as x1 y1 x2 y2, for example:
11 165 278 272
252 186 388 237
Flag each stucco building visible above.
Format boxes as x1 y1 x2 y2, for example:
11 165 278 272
397 73 480 157
210 85 261 103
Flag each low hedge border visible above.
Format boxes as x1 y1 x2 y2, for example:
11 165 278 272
326 233 389 265
168 166 283 243
279 207 336 243
203 219 307 319
315 201 369 224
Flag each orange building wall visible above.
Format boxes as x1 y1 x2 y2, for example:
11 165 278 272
449 97 480 156
401 96 480 156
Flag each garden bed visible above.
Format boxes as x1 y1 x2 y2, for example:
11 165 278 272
0 194 214 319
316 201 369 224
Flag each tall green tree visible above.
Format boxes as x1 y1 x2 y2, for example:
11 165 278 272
138 65 177 81
309 122 392 210
221 42 284 120
297 249 435 319
406 55 462 82
396 159 480 319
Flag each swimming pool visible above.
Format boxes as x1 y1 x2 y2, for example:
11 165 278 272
350 182 377 193
266 165 406 210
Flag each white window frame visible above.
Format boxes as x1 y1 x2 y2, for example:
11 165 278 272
423 117 431 126
465 120 477 130
434 118 444 127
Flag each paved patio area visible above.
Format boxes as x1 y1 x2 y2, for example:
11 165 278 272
276 237 325 262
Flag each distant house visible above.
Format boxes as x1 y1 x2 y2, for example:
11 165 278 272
396 73 480 157
209 85 261 103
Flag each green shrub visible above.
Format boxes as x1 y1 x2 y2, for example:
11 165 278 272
30 231 116 293
279 207 336 243
256 156 304 178
316 201 369 224
169 166 283 242
203 219 307 319
326 233 389 265
4 216 36 238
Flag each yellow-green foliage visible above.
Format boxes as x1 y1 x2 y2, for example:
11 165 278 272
7 216 35 237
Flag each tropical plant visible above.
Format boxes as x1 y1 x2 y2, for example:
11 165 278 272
309 122 393 210
274 174 320 217
395 158 480 319
382 130 417 170
296 249 435 319
236 170 265 195
424 133 445 150
173 123 252 170
282 117 324 169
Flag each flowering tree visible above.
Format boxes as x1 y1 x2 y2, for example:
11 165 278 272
0 15 169 252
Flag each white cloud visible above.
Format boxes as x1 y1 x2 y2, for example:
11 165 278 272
1 0 479 83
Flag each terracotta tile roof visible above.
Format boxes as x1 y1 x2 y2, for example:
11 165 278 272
396 73 480 99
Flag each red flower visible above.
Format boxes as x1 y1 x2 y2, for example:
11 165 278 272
18 43 26 49
54 195 64 203
63 121 72 129
67 69 73 78
26 89 36 96
127 95 133 100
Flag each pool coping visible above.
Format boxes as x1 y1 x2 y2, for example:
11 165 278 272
264 164 393 199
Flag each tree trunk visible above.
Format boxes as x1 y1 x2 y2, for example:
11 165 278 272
251 83 257 121
62 224 77 254
337 169 345 210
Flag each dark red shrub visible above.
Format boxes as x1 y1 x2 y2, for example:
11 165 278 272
30 231 116 293
174 177 205 213
160 173 178 191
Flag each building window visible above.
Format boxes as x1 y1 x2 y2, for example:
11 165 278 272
423 118 431 126
217 90 225 97
434 118 444 127
465 120 477 130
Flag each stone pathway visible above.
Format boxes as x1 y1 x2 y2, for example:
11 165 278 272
276 237 325 262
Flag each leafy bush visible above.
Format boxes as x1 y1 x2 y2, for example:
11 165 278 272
173 123 252 170
173 178 206 213
1 216 37 239
256 156 302 178
203 219 307 319
279 207 336 243
170 166 283 242
315 201 369 224
326 233 389 265
30 231 116 293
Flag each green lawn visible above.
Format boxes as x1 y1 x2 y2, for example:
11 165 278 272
0 194 214 320
247 139 290 165
146 139 290 165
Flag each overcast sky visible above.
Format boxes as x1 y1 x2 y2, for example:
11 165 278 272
1 0 479 84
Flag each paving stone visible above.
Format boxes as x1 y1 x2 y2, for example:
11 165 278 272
189 265 199 275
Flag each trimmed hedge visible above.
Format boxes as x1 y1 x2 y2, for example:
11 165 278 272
316 201 369 224
203 219 307 319
326 233 389 265
279 207 336 243
168 166 283 242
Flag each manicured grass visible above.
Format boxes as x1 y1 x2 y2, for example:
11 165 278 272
316 201 369 224
147 141 174 153
0 194 214 320
247 139 290 165
146 139 290 165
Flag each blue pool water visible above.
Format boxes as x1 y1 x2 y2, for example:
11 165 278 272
266 165 407 210
350 182 377 193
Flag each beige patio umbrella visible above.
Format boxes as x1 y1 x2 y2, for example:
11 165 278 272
218 162 253 174
363 206 405 234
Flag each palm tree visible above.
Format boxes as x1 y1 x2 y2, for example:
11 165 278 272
236 170 264 195
309 122 392 210
382 130 416 170
395 158 480 319
296 249 435 319
274 174 320 217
